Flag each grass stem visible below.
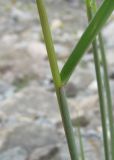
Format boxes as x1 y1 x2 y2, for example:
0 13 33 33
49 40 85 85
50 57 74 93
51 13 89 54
35 0 62 87
90 1 114 159
56 87 79 160
77 126 85 160
35 0 114 159
99 31 114 160
85 1 110 159
36 1 79 159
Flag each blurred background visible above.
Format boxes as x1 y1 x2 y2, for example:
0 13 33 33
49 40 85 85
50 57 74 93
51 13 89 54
0 0 114 159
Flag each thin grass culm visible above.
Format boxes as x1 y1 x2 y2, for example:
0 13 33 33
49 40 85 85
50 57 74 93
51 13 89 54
77 125 85 160
98 33 114 160
35 0 79 160
85 0 114 160
35 0 114 159
85 1 109 159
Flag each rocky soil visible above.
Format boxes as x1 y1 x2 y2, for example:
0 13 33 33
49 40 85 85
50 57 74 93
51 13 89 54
0 0 114 159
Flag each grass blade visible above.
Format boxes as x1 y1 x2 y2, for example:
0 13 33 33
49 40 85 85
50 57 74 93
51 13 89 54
60 0 114 84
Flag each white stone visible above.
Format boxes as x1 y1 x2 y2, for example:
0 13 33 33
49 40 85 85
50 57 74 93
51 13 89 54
27 42 47 59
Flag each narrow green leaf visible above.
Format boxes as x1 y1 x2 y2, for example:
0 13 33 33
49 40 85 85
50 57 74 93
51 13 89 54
60 0 114 84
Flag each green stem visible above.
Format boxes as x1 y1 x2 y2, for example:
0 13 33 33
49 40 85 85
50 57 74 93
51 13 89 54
36 1 79 159
77 126 85 160
35 0 62 87
92 40 110 160
60 0 114 84
98 33 114 160
90 1 114 159
85 1 110 160
56 87 79 160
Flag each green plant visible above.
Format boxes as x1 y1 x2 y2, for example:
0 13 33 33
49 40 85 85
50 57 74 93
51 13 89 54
85 1 114 160
60 0 114 84
35 1 78 159
35 0 114 159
